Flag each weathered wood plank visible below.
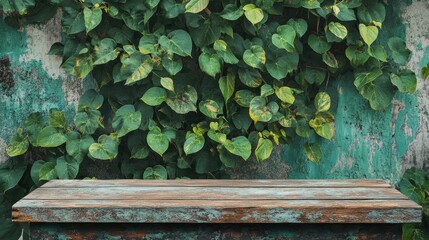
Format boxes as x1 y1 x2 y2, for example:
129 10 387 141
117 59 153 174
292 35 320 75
29 223 403 240
12 200 421 223
22 186 406 200
41 179 391 188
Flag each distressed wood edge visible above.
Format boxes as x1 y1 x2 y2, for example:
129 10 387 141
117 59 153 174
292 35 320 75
13 199 421 208
41 179 392 188
12 204 422 224
28 223 404 240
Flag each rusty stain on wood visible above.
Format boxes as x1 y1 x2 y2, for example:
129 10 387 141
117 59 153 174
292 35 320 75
12 180 421 224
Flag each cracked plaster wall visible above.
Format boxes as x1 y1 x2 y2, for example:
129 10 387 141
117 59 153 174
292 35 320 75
0 2 428 183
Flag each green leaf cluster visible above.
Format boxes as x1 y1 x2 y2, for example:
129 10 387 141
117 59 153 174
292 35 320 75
0 0 419 183
398 168 429 240
0 0 420 237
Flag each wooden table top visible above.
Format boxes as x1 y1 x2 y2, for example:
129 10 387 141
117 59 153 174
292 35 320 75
12 179 421 224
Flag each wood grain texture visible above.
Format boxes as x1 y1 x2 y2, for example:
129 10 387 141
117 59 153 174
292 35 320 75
21 186 407 200
12 180 422 224
41 179 391 188
30 223 403 240
12 200 421 223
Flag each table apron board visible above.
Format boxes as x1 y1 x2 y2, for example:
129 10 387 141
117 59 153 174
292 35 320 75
29 223 403 240
12 180 422 239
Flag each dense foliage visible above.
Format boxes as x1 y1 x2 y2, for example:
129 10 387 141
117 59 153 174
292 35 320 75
398 168 429 240
0 0 419 239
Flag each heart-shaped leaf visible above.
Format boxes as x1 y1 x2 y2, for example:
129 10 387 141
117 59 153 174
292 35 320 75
88 135 119 160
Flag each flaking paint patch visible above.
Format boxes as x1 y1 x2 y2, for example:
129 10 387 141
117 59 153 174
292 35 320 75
19 11 65 79
19 11 82 106
400 0 429 172
0 138 8 164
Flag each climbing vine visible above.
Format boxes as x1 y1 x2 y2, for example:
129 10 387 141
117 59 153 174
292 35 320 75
0 0 419 238
398 168 429 240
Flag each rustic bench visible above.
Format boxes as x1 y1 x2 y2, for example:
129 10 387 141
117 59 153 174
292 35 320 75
12 179 421 239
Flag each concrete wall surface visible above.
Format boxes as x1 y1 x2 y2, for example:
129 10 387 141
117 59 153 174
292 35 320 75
0 1 428 183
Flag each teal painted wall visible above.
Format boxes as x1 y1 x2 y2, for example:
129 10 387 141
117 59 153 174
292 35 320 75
1 1 428 183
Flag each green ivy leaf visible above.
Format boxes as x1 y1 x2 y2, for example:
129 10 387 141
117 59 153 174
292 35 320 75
238 68 263 88
199 50 222 77
31 160 45 187
160 77 175 92
219 72 235 102
0 158 27 192
185 0 209 14
141 87 167 106
234 90 256 107
74 109 102 135
309 116 335 140
0 0 35 15
388 37 411 65
213 40 239 64
220 4 244 21
333 3 356 21
121 53 154 85
390 70 417 94
359 74 395 111
287 18 308 38
368 45 387 62
398 178 425 204
308 35 331 54
39 161 57 181
267 53 299 80
55 156 79 180
37 126 67 147
88 135 119 160
162 54 183 75
272 25 296 52
354 68 383 90
249 96 273 122
6 129 29 157
24 112 44 146
159 30 193 57
328 22 348 40
359 24 378 46
314 92 331 113
322 52 339 68
112 105 142 137
301 0 320 9
243 45 266 69
199 100 221 119
304 143 322 163
66 132 94 163
83 7 102 33
224 136 252 160
189 16 222 47
147 127 170 156
243 4 264 25
275 87 295 104
93 38 119 65
138 34 158 54
78 90 104 111
345 45 370 67
184 133 205 155
48 109 66 129
166 86 198 114
143 165 168 179
217 145 239 168
357 1 385 25
255 138 273 162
